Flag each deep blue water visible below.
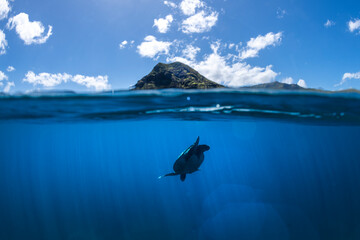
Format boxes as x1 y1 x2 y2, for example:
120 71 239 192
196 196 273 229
1 90 360 240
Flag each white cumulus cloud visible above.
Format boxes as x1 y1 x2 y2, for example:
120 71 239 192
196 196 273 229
276 8 286 19
281 77 294 84
24 72 72 87
180 0 204 16
23 72 111 91
182 10 218 34
240 32 282 59
167 44 201 63
324 19 335 28
0 0 10 20
119 40 135 49
297 79 307 88
7 13 53 45
7 66 15 72
154 15 173 33
119 40 128 49
195 57 278 87
336 71 360 86
282 77 307 87
348 19 360 33
72 75 110 91
0 70 8 81
137 35 172 59
3 81 14 93
169 42 278 87
182 44 200 61
0 30 7 55
164 1 177 8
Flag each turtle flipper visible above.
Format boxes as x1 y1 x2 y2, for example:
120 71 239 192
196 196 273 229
180 174 186 181
194 136 200 146
184 136 200 162
158 172 178 179
165 172 178 177
198 144 210 153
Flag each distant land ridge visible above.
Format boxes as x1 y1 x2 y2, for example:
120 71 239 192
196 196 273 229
133 62 225 90
241 81 305 90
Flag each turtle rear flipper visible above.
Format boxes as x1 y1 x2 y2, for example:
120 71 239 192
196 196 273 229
180 174 186 181
158 172 178 179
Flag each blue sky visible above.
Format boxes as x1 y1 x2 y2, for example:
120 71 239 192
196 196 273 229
0 0 360 93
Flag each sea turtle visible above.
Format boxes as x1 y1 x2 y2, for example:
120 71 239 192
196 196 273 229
159 136 210 181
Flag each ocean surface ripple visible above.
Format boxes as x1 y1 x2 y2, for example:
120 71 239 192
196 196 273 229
1 89 360 124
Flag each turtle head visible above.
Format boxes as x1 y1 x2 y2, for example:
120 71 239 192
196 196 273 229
198 144 210 153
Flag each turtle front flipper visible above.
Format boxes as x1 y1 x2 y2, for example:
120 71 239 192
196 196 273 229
180 174 186 181
194 136 200 146
184 136 200 161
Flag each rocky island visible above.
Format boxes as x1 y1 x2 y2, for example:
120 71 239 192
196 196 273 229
133 62 225 90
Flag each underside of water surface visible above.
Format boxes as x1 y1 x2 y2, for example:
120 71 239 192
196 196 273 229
0 90 360 240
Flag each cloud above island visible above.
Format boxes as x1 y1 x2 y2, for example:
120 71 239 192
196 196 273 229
191 51 278 87
281 77 294 84
168 41 279 87
181 11 218 34
137 35 172 59
297 79 307 88
281 77 307 88
132 0 286 87
153 0 219 35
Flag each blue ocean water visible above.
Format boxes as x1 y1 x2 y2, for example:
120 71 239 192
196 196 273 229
1 89 360 240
